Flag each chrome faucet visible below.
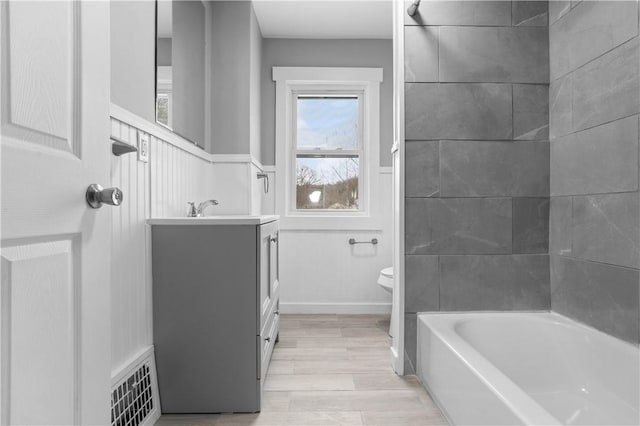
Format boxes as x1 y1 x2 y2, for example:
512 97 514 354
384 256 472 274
196 199 219 216
187 201 198 217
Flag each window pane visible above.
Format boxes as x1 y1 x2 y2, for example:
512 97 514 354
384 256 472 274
296 96 359 150
296 156 359 210
157 95 170 126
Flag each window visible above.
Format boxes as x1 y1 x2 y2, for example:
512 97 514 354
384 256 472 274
156 66 173 128
294 94 362 211
156 93 171 127
273 67 383 230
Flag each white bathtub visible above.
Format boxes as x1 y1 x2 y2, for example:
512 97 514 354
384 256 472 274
417 312 639 425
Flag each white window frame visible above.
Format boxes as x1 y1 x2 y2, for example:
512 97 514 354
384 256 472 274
273 67 383 230
292 89 364 213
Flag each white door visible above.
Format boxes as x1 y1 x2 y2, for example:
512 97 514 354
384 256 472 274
1 1 111 424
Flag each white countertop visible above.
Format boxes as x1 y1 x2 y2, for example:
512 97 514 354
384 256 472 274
147 215 279 226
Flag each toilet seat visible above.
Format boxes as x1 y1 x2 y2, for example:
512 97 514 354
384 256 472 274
378 267 394 292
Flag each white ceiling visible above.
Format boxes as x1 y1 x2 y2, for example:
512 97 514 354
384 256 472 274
252 0 393 40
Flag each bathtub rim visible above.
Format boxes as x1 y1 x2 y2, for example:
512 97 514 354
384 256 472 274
418 310 640 349
417 310 640 425
418 311 565 425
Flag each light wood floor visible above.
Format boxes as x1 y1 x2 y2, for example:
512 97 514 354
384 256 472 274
156 314 447 425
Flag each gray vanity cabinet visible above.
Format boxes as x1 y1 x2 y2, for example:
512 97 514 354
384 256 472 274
151 218 280 413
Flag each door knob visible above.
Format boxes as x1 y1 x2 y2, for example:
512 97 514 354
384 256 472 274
86 184 123 208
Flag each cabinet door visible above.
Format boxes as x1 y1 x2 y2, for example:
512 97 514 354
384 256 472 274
269 229 280 302
259 221 278 330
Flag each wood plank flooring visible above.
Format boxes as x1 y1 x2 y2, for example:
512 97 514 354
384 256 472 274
156 314 448 425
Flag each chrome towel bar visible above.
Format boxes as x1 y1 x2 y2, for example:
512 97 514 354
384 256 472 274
349 238 378 245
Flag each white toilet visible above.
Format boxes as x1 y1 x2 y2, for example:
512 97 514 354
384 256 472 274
377 267 395 337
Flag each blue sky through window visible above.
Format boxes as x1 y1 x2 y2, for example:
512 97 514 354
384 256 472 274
296 96 358 150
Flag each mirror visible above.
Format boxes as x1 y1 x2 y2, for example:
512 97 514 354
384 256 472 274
155 0 206 149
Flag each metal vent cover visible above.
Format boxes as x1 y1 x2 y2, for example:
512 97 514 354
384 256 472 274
111 362 154 426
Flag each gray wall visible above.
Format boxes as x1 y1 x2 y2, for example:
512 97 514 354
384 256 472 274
249 6 263 161
111 0 212 151
548 0 640 344
403 0 551 372
210 1 252 155
173 1 205 148
157 38 172 67
110 0 156 123
261 39 394 166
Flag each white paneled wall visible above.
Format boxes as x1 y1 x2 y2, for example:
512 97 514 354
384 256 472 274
210 162 252 214
150 136 213 217
266 169 394 314
110 119 151 374
260 168 276 215
109 116 213 376
250 163 263 215
279 228 393 313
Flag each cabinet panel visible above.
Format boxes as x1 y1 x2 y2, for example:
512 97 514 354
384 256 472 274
259 304 280 383
259 221 279 331
270 230 279 302
152 221 279 414
259 227 271 330
152 225 259 413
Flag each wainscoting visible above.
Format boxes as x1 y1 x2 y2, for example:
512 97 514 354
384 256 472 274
110 111 214 377
110 117 152 375
261 168 394 315
109 106 265 425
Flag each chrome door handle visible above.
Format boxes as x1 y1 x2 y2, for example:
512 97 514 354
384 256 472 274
265 337 271 342
86 184 123 208
270 237 278 243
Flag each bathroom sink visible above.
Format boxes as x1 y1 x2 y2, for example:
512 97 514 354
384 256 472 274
147 215 279 226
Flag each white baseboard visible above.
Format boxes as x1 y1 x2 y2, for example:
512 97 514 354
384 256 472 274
280 302 392 315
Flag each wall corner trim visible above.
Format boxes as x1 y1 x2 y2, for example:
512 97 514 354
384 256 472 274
210 153 264 171
110 103 211 162
110 103 266 173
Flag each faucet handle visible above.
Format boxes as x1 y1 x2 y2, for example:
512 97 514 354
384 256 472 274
187 201 198 217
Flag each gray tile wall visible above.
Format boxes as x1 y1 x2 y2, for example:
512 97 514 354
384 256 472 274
548 0 640 345
403 1 551 372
